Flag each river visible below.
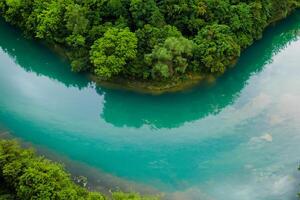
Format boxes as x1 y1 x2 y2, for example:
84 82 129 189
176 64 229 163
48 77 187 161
1 11 300 200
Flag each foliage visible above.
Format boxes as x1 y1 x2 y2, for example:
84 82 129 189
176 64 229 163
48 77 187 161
0 182 14 200
193 24 241 73
90 27 137 79
0 0 299 81
0 139 159 200
145 36 194 79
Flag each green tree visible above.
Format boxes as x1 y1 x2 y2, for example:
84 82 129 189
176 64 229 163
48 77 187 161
90 27 138 79
135 25 182 55
194 24 241 73
64 3 89 47
145 36 194 79
0 0 33 28
129 0 165 28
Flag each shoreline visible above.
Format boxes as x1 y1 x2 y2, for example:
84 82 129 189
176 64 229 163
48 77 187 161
46 42 213 95
0 131 163 197
89 73 215 95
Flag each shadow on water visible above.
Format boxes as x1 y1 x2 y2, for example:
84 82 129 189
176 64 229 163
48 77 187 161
0 11 300 129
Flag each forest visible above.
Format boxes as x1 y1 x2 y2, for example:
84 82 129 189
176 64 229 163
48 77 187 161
0 0 299 84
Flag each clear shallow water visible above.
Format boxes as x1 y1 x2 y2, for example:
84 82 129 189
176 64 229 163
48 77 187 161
1 12 300 200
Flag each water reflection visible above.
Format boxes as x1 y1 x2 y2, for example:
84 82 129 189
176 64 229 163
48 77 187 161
0 20 90 89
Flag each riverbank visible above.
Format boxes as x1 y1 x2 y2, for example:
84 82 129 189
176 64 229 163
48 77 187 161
46 41 210 95
0 139 160 200
45 41 208 94
90 73 210 95
0 128 162 199
67 12 297 95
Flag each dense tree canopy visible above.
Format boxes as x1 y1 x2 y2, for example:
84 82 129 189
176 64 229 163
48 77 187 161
193 24 241 73
145 36 194 78
0 0 299 81
90 27 138 79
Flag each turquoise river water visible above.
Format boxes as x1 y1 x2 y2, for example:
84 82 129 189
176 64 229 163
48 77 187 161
1 12 300 200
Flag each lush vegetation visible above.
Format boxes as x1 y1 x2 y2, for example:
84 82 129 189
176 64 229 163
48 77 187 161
0 139 159 200
0 0 299 85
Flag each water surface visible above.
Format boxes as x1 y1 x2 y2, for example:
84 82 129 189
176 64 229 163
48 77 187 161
1 12 300 200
